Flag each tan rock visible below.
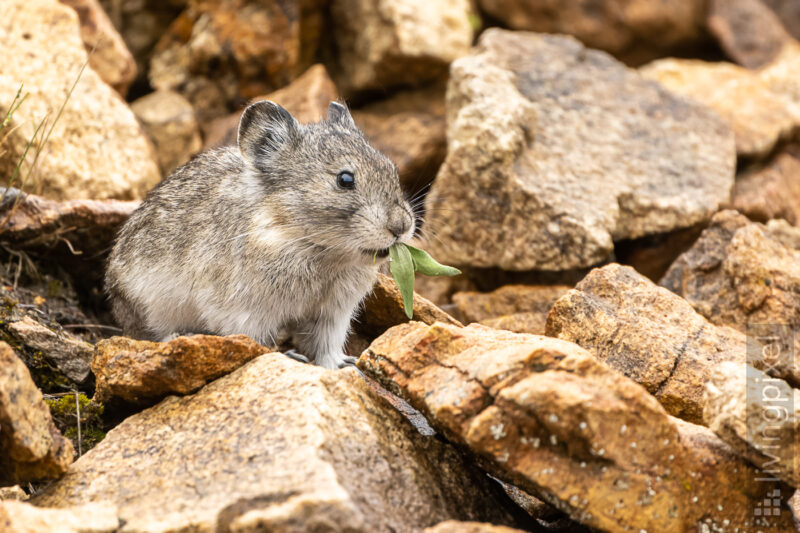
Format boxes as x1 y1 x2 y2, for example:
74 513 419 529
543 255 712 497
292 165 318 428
730 149 800 224
641 52 800 158
150 0 322 123
425 521 526 533
707 0 792 69
131 90 202 175
356 272 462 339
0 486 28 501
705 362 800 488
476 0 706 65
59 0 137 95
8 316 93 384
452 285 570 335
0 0 161 200
546 263 748 423
0 500 118 533
359 321 794 532
764 0 800 40
353 83 447 194
424 30 735 271
92 334 271 405
0 342 74 484
661 210 800 387
36 354 518 531
329 0 473 94
202 63 338 149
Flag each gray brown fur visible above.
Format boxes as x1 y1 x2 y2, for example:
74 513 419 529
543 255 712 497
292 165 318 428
106 101 414 369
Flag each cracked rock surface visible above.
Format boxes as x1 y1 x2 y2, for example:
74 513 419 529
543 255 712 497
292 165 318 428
35 353 518 532
358 321 794 532
422 29 735 271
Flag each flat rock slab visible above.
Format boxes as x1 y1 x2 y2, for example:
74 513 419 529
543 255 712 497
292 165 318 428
358 322 793 532
0 342 74 484
546 263 747 423
36 353 517 532
92 334 271 406
424 30 735 271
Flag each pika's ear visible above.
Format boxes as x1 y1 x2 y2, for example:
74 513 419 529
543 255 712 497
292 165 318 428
327 101 356 129
238 101 299 166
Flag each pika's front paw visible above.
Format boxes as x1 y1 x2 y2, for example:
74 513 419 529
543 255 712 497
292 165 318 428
284 349 311 364
316 353 356 370
338 356 358 369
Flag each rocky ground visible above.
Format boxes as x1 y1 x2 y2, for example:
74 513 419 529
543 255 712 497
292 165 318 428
1 0 800 531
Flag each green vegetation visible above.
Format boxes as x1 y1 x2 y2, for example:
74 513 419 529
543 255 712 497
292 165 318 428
388 243 460 319
45 392 106 454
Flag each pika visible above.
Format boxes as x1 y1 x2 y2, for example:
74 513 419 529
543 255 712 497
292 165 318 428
105 101 415 369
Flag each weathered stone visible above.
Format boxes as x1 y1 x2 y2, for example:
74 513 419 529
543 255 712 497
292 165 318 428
59 0 137 95
764 0 800 40
425 521 526 533
707 0 792 69
640 57 798 159
424 30 735 271
730 149 800 224
0 486 28 501
353 83 447 194
705 362 800 488
92 334 270 406
476 0 706 66
150 0 321 123
0 501 118 533
329 0 473 94
356 272 462 338
0 342 74 484
202 63 338 149
0 0 161 200
661 210 800 386
36 354 518 532
546 263 748 423
131 90 202 175
452 285 570 335
7 316 93 383
359 321 794 531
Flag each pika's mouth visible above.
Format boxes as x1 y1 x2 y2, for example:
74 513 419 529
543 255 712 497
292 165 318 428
362 247 390 259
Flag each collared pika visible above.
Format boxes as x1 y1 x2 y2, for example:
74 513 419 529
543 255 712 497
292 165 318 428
106 101 415 369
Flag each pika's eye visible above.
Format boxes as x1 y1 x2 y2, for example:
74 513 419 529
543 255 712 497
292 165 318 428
337 171 355 189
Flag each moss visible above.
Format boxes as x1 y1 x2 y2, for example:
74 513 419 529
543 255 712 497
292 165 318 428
47 279 63 298
45 393 106 453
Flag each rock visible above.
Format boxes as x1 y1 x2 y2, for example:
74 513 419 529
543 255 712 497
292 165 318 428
423 30 735 272
7 317 93 384
359 321 794 532
0 0 161 200
545 263 749 423
329 0 473 94
353 83 447 194
149 0 322 123
730 149 800 224
640 57 798 159
0 486 28 501
707 0 792 69
202 63 338 149
59 0 137 95
355 272 462 339
92 334 271 406
705 362 800 488
0 500 118 533
0 342 74 484
36 354 519 531
476 0 706 66
425 521 526 533
131 90 202 176
764 0 800 40
613 223 706 282
452 285 570 335
661 210 800 387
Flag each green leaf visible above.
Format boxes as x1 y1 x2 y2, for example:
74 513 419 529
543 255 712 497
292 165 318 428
405 244 461 277
389 244 415 319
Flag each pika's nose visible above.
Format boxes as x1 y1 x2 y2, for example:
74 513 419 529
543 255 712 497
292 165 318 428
387 212 411 239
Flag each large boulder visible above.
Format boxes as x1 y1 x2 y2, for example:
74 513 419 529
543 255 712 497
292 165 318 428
0 342 74 485
661 210 800 386
358 321 794 531
476 0 706 65
423 30 735 271
329 0 473 94
0 0 161 201
35 354 519 531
